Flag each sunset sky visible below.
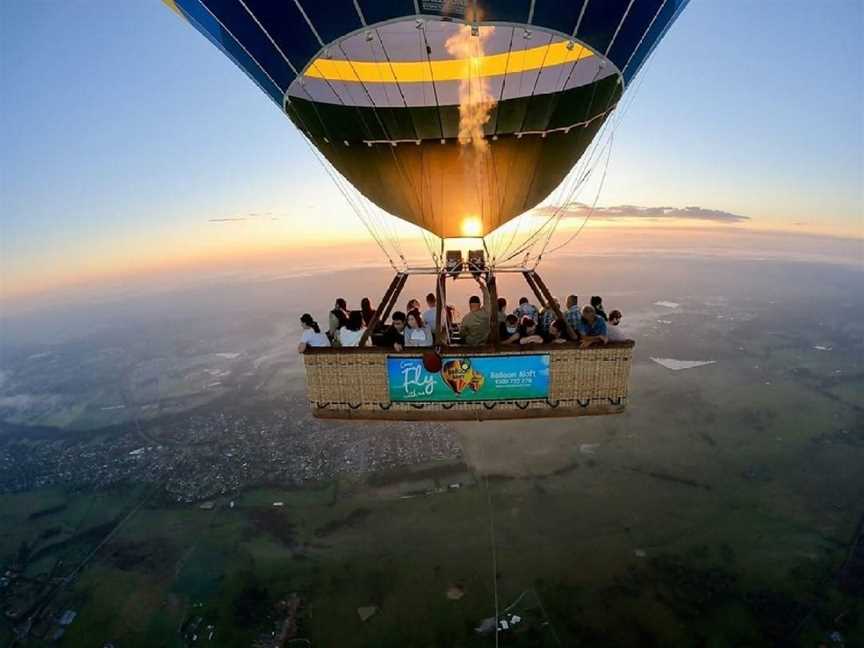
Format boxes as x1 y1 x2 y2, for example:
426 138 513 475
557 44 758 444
1 1 862 300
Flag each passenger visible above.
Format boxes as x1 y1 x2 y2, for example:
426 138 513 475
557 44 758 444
578 305 608 348
298 314 330 352
565 294 581 333
404 309 433 347
379 311 407 351
497 297 508 324
338 310 366 347
328 298 349 345
590 296 608 321
513 297 539 322
518 317 545 345
423 293 438 334
539 298 560 336
360 297 376 327
406 298 420 314
499 314 520 344
460 276 491 346
546 318 568 344
607 309 626 342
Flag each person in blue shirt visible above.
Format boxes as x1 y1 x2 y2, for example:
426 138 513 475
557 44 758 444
513 297 539 323
578 305 608 348
539 298 560 336
564 294 581 333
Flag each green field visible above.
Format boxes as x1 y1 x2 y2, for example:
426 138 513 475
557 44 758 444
2 269 863 646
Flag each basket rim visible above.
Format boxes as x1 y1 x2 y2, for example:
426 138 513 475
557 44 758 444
303 340 635 355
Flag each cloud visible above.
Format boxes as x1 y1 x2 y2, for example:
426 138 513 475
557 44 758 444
209 211 280 223
534 203 750 224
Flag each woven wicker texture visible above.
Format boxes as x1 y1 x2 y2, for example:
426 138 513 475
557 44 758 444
303 343 633 419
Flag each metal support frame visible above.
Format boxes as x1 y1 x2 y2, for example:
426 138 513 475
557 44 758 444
359 264 576 347
359 272 407 346
487 273 500 344
522 270 548 309
434 271 447 344
528 270 578 341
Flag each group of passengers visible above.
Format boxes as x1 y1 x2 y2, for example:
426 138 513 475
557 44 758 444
298 275 627 352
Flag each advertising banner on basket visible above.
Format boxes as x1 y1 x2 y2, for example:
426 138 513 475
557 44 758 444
387 354 550 402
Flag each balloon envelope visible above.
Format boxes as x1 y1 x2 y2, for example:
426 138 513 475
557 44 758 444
165 0 688 238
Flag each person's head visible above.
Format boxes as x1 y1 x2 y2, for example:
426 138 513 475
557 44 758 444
335 298 347 311
360 297 372 313
346 310 364 332
426 293 436 307
333 307 349 327
407 309 422 329
519 316 537 337
505 314 518 333
519 297 529 306
582 305 596 323
406 298 420 312
566 294 579 309
549 319 566 340
391 311 407 332
469 295 481 312
300 313 320 333
590 295 603 309
608 309 622 326
497 297 507 312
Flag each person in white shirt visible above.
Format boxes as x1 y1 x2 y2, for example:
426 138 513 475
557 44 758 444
338 310 366 347
298 314 330 352
422 292 438 334
404 309 433 347
606 309 627 342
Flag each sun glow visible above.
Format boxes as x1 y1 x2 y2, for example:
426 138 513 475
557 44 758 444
461 216 483 237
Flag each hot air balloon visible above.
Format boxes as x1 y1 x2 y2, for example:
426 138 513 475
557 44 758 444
165 0 689 420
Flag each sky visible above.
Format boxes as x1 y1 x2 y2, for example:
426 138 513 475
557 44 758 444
1 1 862 301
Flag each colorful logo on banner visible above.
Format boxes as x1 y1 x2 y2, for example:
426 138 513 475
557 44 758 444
387 354 550 402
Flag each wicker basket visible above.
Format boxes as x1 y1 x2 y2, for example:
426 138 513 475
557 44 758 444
303 341 634 420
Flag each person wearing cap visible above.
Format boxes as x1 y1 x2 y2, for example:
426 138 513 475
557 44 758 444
460 276 491 346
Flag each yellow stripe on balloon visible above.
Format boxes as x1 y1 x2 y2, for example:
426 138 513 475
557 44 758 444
305 41 594 84
162 0 186 19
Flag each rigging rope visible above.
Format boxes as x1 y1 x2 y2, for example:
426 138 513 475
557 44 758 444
493 70 623 266
535 130 615 261
522 31 666 265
